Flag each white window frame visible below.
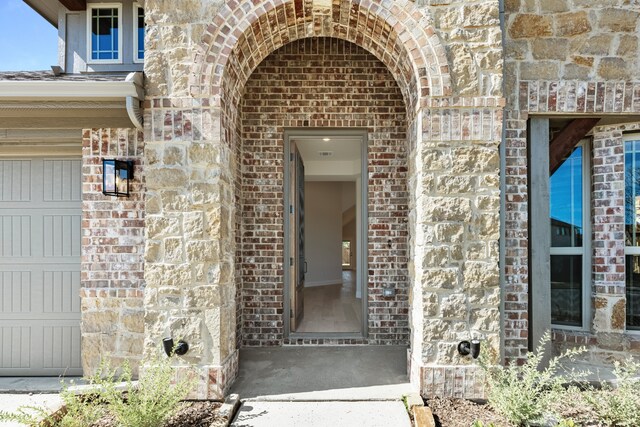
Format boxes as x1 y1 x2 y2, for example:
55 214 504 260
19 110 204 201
86 3 123 65
550 139 591 331
624 133 640 333
133 2 144 64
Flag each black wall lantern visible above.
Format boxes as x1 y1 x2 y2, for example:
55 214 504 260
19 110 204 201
102 159 134 197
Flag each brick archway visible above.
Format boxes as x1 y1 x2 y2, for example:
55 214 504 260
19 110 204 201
144 0 462 400
189 0 451 113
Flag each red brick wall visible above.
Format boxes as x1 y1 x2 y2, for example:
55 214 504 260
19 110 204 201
81 128 145 375
240 37 409 346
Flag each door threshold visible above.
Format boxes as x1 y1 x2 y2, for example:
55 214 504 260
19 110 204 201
288 332 365 340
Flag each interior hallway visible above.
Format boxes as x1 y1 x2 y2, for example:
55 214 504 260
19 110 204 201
296 270 362 333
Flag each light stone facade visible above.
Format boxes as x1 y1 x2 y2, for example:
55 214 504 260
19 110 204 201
71 0 640 400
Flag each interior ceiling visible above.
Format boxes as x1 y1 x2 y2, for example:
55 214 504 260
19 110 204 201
294 137 362 162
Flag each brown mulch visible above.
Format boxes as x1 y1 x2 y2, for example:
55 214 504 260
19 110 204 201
427 396 606 427
427 397 514 427
91 401 226 427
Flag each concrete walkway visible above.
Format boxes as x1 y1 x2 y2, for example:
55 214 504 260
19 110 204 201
0 394 62 427
230 346 414 426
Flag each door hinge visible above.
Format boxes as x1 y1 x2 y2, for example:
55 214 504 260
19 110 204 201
290 308 293 318
290 257 294 266
290 153 294 161
290 204 293 214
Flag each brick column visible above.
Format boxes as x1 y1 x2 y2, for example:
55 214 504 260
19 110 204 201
502 110 529 364
591 128 626 347
81 128 146 376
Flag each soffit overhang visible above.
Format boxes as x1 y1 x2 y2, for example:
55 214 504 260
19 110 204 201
0 72 144 130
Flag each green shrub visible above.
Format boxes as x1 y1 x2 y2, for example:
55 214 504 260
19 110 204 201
478 332 585 426
0 381 105 427
90 356 196 427
0 354 195 427
582 359 640 426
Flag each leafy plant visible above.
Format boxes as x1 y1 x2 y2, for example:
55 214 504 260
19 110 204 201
0 354 195 427
478 332 585 426
0 380 105 427
582 358 640 426
472 421 498 427
91 356 196 427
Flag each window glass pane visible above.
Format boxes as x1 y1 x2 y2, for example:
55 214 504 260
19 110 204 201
625 140 640 246
551 255 582 327
90 8 118 60
626 255 640 330
137 7 145 60
550 146 583 247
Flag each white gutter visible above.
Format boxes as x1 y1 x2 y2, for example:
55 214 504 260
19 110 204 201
125 72 144 131
0 72 145 130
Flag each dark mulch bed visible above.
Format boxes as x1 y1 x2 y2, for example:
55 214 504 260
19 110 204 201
427 397 513 427
427 397 604 427
91 401 226 427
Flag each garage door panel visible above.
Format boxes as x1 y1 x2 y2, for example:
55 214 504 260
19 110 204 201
42 324 81 370
0 215 31 257
43 215 82 258
43 271 80 314
0 160 31 202
0 157 81 376
43 159 81 202
0 325 30 369
0 271 32 313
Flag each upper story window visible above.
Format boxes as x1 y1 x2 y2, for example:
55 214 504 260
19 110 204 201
87 4 123 64
134 3 144 62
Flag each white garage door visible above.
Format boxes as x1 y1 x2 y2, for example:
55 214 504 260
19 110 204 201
0 158 82 376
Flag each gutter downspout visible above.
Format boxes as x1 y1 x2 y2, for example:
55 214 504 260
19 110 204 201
125 72 144 131
499 0 507 365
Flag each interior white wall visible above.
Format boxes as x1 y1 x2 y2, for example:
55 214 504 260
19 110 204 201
304 182 343 286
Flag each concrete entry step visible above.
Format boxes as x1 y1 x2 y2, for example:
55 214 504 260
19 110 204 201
230 346 416 401
231 401 411 427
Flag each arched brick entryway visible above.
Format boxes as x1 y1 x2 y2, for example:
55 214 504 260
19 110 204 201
144 0 502 400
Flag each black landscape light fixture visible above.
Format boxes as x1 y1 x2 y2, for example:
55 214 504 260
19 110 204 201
102 159 134 197
162 337 189 357
458 339 481 359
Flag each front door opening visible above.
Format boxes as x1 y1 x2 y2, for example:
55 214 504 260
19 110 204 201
285 131 367 337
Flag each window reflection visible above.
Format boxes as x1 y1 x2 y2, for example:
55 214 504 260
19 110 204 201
625 139 640 330
550 146 584 327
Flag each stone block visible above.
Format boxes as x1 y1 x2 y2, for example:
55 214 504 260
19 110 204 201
520 61 560 80
146 168 188 190
531 39 569 60
598 57 630 80
599 8 639 32
575 35 613 56
462 3 499 27
555 11 591 37
540 0 568 13
423 197 472 223
422 268 459 290
617 35 638 56
440 294 468 319
463 261 499 289
509 14 552 39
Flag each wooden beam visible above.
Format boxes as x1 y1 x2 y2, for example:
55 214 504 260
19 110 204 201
59 0 86 11
529 117 551 365
549 118 600 174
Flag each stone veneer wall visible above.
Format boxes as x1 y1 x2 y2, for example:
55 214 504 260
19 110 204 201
143 0 503 399
81 128 145 375
504 1 640 364
240 37 408 346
